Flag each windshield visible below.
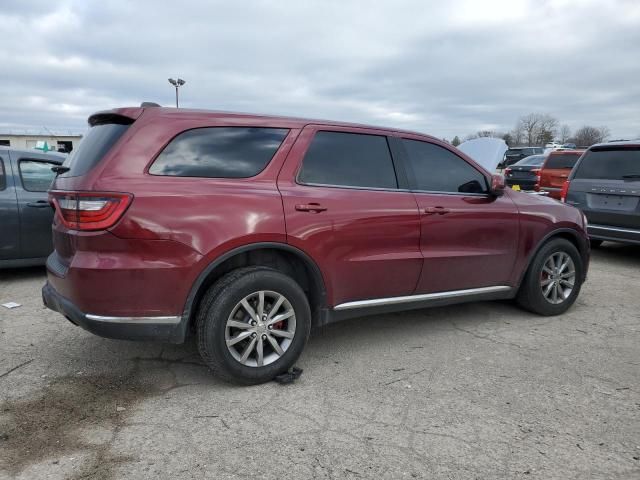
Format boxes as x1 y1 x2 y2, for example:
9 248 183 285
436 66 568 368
573 147 640 180
515 155 545 166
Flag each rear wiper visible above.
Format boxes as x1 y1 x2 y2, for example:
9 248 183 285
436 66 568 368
51 165 70 175
622 174 640 179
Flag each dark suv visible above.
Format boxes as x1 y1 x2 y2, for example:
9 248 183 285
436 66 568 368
43 106 589 384
502 147 545 168
563 141 640 246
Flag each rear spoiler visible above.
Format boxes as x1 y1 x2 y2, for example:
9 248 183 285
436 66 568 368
88 107 145 127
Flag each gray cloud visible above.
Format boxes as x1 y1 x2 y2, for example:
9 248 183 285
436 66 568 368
1 0 639 140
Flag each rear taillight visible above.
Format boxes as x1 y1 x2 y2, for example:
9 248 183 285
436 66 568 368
532 168 541 186
560 180 570 202
49 191 133 231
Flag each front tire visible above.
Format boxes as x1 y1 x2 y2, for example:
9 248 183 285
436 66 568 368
196 267 311 385
516 238 584 316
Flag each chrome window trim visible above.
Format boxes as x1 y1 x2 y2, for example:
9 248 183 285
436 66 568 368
588 224 640 234
295 180 409 193
333 285 512 311
85 314 181 324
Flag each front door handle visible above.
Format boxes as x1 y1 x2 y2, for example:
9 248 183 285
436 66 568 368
27 201 51 209
295 203 327 213
424 206 450 215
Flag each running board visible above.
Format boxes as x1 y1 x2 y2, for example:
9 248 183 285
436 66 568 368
333 285 513 311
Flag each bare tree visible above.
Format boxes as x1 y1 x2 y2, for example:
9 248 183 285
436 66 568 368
559 124 572 143
571 126 611 146
517 113 541 146
515 113 559 146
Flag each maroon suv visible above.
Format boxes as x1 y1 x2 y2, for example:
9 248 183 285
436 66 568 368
43 106 589 384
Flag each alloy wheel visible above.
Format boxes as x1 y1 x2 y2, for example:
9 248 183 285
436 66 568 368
540 251 575 305
225 290 296 367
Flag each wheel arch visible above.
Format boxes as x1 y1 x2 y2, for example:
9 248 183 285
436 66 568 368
516 228 589 290
181 242 328 332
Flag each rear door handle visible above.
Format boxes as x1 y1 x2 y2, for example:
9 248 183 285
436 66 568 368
295 203 327 213
424 206 450 215
26 201 51 209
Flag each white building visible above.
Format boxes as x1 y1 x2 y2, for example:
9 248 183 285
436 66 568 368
0 130 83 153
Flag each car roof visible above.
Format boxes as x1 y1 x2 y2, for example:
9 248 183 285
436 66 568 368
548 149 586 155
101 106 442 141
0 146 67 160
589 140 640 149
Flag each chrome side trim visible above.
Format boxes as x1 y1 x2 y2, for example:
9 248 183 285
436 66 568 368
589 224 640 234
333 286 512 311
540 186 561 191
85 314 181 324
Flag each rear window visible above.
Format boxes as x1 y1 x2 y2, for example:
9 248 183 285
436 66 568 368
545 152 581 169
149 127 288 178
62 123 130 177
505 149 522 156
573 147 640 180
515 155 545 166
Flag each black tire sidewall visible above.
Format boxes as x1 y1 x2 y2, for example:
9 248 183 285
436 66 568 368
522 238 584 316
199 269 311 384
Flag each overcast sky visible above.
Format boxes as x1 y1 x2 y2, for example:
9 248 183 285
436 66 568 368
1 0 639 140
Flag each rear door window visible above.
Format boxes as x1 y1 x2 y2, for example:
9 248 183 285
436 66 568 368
298 131 398 189
150 127 288 178
573 147 640 180
62 123 130 177
19 160 58 191
402 139 488 194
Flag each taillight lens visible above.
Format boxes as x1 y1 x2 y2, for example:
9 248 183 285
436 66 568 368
560 180 570 202
49 191 133 231
532 168 541 186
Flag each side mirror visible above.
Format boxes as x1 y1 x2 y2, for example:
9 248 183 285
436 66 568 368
490 173 505 196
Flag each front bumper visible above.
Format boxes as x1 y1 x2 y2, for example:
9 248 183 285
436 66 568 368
42 282 187 343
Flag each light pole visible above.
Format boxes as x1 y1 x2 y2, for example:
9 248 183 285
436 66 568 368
168 78 186 108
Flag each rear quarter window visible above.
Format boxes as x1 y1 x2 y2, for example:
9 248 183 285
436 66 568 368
573 147 640 180
149 127 289 178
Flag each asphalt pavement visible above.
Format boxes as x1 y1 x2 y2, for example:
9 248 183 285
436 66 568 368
1 244 639 479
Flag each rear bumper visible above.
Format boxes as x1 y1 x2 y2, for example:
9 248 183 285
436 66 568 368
505 178 537 190
42 282 187 343
588 224 640 245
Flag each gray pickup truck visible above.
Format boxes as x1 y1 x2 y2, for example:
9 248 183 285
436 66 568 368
0 147 66 268
564 141 640 246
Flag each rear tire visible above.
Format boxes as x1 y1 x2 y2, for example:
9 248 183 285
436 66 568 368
196 266 311 385
516 238 584 316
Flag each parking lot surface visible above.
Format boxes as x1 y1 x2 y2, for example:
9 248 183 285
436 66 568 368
1 244 639 480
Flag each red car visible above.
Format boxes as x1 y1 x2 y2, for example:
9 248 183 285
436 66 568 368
43 106 589 384
537 150 585 199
